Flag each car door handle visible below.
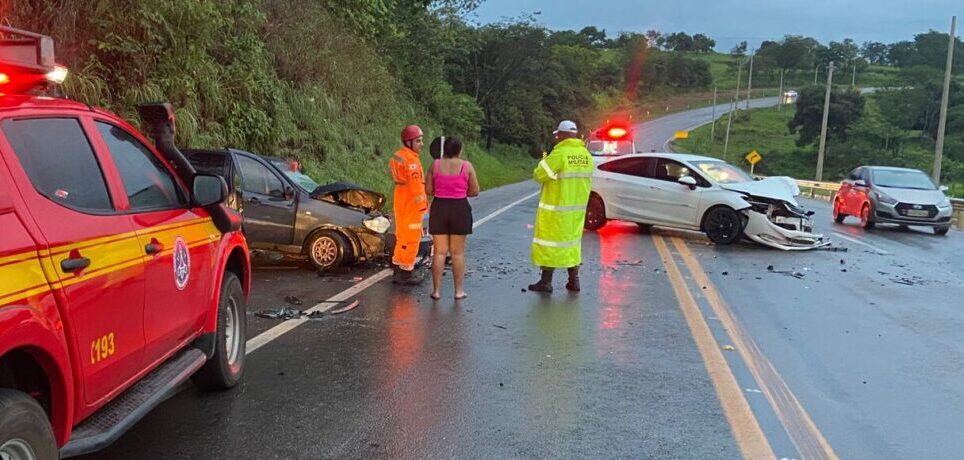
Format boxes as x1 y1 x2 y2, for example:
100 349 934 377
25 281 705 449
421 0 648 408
145 243 162 255
60 257 91 273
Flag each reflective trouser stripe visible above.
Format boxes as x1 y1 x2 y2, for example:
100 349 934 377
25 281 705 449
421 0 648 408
538 202 586 212
407 223 422 229
557 172 593 179
532 237 581 248
539 160 558 180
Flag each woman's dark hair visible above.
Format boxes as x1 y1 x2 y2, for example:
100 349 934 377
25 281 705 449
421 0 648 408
429 136 463 159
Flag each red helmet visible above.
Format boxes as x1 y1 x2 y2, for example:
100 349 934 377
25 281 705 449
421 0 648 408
401 125 423 142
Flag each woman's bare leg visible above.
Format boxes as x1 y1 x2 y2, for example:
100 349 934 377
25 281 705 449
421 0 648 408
431 234 449 299
450 235 467 298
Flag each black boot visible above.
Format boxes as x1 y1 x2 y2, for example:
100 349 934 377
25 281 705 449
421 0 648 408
527 269 554 293
565 267 580 292
393 265 424 285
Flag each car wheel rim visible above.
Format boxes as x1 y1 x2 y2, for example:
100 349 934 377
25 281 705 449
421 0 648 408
0 439 38 460
708 211 737 240
312 237 338 266
224 296 241 367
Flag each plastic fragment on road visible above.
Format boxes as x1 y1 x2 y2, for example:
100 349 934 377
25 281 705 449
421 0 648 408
284 295 304 306
254 306 303 320
722 345 736 351
330 300 361 314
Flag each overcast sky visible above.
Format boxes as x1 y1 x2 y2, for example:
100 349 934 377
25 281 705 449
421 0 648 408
471 0 961 51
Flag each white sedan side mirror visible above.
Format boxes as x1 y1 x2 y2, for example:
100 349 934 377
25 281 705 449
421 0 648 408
678 176 698 190
939 185 949 193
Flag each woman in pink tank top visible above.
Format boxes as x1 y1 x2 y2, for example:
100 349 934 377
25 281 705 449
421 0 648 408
425 136 480 300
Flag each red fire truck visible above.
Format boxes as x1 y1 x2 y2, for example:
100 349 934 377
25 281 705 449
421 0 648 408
0 27 250 459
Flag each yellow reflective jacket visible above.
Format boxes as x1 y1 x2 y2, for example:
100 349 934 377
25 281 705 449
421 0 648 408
531 137 593 268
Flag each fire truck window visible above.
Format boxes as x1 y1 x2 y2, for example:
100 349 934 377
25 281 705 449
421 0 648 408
2 118 113 212
96 122 186 211
236 155 284 197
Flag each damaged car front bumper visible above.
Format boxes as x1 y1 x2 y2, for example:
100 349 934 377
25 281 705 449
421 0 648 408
741 197 829 250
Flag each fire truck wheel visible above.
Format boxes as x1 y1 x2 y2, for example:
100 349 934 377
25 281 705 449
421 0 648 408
193 271 246 391
0 389 57 460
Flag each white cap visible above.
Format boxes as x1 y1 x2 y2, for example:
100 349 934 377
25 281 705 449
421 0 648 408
553 120 578 135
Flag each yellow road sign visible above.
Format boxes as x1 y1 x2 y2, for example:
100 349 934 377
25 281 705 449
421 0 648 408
674 131 689 139
745 150 762 165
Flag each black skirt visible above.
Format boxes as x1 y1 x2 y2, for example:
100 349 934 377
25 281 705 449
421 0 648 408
429 198 473 235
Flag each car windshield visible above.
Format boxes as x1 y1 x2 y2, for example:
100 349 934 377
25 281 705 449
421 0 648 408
587 140 634 156
692 161 752 184
872 169 936 190
283 170 320 192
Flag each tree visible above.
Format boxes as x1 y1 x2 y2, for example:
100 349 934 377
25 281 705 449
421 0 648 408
788 86 865 146
731 40 747 56
860 41 888 65
664 32 694 52
644 29 663 49
692 33 716 53
887 41 916 67
579 26 610 48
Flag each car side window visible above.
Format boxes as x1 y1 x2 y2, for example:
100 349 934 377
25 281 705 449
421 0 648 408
654 159 689 181
96 122 186 211
236 155 284 197
860 168 872 183
848 168 860 181
597 157 655 178
2 118 113 212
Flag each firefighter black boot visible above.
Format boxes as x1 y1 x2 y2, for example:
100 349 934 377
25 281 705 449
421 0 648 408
527 269 554 293
565 267 580 292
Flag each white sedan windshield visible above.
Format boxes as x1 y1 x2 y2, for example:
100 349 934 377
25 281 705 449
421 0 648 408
692 161 752 184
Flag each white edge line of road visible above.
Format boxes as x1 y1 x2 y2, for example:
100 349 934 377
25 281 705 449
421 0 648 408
831 231 891 255
246 188 541 355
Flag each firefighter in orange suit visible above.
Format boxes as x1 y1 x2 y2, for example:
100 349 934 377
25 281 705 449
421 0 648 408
390 125 427 284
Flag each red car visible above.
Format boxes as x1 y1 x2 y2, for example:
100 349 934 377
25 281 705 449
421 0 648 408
0 27 250 459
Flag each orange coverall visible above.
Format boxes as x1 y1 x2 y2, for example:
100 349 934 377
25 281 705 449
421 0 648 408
389 146 427 270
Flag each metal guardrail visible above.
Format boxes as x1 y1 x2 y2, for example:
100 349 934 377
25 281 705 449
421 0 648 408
790 178 964 229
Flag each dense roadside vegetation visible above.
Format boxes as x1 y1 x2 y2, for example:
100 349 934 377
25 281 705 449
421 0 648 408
2 2 958 195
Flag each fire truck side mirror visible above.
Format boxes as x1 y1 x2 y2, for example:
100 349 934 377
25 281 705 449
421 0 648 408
193 174 228 207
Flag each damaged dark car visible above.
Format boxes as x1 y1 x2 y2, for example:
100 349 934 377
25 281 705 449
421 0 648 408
185 148 430 270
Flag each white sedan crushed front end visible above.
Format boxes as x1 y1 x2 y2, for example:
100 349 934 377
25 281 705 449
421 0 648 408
724 177 829 250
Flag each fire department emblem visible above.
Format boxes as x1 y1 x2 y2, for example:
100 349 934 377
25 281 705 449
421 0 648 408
173 237 190 290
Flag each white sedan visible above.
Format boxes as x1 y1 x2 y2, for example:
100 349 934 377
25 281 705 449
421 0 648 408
585 153 828 250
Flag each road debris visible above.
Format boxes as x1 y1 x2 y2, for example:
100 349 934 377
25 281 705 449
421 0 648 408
493 324 507 330
330 300 361 314
722 345 736 351
255 299 361 320
284 295 304 306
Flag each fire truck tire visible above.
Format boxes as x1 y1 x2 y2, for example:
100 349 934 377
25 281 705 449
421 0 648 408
193 272 246 391
0 389 57 460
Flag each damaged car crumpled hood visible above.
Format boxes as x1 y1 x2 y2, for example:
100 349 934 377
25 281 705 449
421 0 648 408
723 177 829 251
310 182 386 214
720 176 801 205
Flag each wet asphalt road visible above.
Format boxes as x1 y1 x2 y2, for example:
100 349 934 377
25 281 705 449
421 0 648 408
80 108 964 459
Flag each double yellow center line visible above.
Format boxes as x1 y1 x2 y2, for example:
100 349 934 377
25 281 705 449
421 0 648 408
653 234 839 460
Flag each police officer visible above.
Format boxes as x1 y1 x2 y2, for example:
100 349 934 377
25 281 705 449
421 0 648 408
528 120 594 293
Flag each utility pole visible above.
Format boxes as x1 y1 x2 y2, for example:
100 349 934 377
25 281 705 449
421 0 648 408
778 69 785 111
745 51 754 110
816 61 835 181
710 86 718 141
933 15 956 183
814 65 818 84
851 61 857 88
724 59 744 160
